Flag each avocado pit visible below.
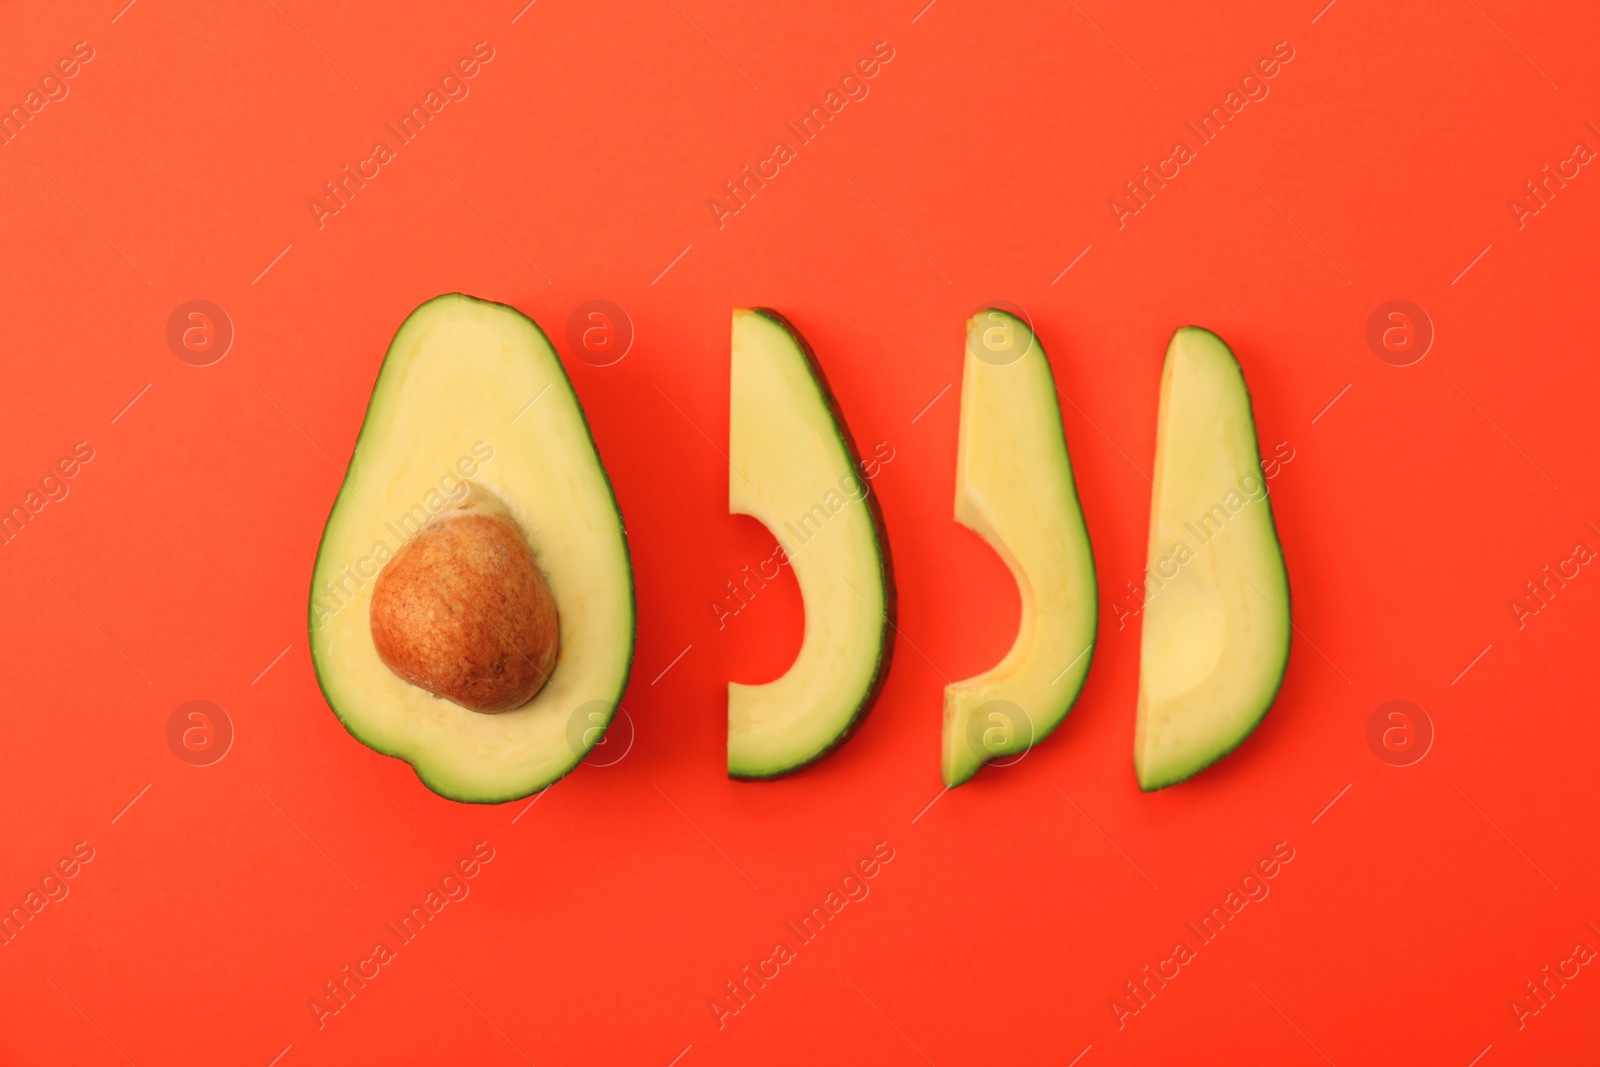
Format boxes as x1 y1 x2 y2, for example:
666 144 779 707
369 482 558 713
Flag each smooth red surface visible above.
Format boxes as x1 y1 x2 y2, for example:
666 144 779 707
0 1 1596 1063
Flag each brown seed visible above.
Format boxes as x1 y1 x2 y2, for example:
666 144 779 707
369 483 559 713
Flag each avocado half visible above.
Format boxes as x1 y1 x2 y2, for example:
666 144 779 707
1135 327 1289 791
309 294 636 803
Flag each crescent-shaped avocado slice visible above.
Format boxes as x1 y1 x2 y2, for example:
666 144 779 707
1135 326 1290 791
727 309 894 779
943 311 1098 787
309 294 635 804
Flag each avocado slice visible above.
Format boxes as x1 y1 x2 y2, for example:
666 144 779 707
727 309 894 778
309 294 635 804
1135 327 1289 791
942 311 1098 787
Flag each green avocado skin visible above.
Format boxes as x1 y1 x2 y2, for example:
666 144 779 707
308 293 637 805
728 309 896 781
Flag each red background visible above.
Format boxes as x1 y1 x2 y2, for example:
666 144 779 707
0 0 1596 1063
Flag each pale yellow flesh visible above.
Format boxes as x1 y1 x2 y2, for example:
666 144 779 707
728 310 886 777
310 295 633 801
943 312 1097 787
1135 327 1289 791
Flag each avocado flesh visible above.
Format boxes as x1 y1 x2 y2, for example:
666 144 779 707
1135 327 1289 792
943 312 1098 787
727 309 893 778
309 294 635 804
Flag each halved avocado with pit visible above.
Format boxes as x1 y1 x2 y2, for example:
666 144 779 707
309 294 635 804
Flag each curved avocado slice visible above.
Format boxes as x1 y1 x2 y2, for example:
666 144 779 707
943 311 1098 787
727 309 894 779
1135 326 1289 791
309 293 636 804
